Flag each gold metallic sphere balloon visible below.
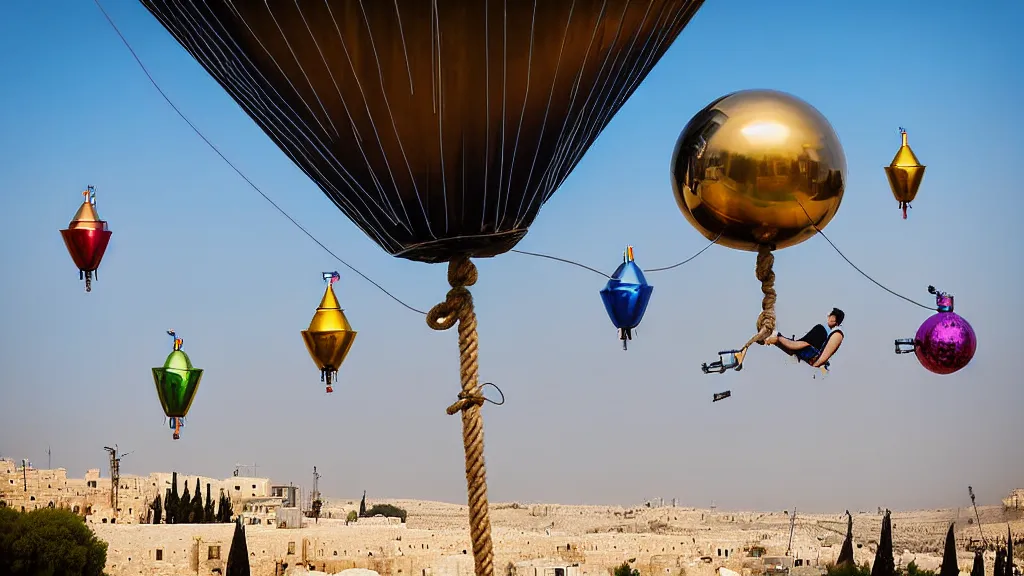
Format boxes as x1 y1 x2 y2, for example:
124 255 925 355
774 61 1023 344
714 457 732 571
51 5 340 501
670 89 847 252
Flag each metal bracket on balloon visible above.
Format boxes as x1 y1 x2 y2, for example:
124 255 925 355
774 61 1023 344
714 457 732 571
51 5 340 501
618 327 633 350
894 338 917 354
712 390 732 403
927 285 954 312
701 349 745 374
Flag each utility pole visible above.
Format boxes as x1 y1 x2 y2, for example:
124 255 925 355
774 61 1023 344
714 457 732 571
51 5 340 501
104 445 133 518
47 446 51 470
22 459 27 491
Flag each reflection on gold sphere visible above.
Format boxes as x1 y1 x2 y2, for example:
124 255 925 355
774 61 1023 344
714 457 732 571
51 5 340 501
670 89 847 252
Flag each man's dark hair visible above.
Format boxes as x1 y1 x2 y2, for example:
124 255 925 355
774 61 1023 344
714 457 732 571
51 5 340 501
830 308 845 325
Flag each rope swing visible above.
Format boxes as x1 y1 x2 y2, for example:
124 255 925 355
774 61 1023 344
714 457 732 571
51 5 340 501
426 256 495 576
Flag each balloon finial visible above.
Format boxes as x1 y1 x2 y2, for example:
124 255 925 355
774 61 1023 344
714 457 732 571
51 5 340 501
167 330 183 351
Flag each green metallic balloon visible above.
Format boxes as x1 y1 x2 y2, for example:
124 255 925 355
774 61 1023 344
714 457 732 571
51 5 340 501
152 348 203 418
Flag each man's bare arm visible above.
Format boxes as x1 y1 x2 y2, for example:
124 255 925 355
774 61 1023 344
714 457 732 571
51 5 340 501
812 332 844 367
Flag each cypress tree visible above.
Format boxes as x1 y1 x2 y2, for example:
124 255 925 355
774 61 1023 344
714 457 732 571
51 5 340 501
359 490 367 517
180 481 192 523
225 518 251 576
1007 527 1014 576
151 493 163 525
939 523 959 576
167 473 179 524
871 509 895 576
219 491 229 522
971 550 984 576
995 549 1005 576
191 478 203 523
219 491 234 523
204 483 215 523
837 511 855 567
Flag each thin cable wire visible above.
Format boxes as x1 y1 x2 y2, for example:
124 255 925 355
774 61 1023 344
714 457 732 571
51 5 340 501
93 0 428 315
509 249 610 278
795 202 933 311
511 234 720 279
643 232 722 272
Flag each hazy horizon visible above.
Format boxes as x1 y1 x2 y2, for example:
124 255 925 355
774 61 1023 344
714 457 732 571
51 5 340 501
1 0 1021 515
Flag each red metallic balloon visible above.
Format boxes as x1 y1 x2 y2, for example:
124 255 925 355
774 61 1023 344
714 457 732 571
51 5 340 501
60 186 112 292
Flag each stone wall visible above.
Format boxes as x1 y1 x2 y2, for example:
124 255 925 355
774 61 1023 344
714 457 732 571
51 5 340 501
85 502 1022 576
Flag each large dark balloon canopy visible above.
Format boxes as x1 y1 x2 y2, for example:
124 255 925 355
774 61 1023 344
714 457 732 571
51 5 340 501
139 0 705 263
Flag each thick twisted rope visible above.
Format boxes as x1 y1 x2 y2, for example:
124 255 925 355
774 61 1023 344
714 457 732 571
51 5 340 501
743 244 778 350
426 256 494 576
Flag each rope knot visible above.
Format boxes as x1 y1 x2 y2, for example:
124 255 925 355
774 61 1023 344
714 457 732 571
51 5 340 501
427 257 478 331
446 389 486 415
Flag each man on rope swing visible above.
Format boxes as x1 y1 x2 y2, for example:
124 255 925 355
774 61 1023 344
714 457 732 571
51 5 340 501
702 308 845 375
766 307 845 372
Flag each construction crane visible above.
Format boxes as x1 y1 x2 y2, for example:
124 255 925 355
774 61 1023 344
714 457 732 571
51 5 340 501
103 445 132 517
786 508 797 556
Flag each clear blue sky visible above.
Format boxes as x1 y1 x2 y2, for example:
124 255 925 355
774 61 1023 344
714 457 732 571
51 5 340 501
1 0 1021 513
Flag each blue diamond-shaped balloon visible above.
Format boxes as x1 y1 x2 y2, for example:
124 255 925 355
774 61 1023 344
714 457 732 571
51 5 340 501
599 246 654 350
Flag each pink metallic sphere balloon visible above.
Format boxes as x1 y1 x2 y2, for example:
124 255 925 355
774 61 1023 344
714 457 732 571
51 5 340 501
914 311 977 375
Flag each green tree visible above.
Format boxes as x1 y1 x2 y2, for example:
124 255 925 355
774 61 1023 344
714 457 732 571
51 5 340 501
151 493 163 525
938 524 958 576
827 562 871 576
225 518 251 576
837 511 855 567
871 509 895 576
995 549 1005 576
311 498 323 524
0 507 108 576
364 504 408 523
218 490 234 523
614 562 640 576
359 490 367 517
346 510 358 525
204 484 215 523
191 478 203 524
166 473 179 524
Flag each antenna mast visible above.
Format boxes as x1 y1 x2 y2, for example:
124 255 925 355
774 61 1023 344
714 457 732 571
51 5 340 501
233 463 258 477
311 466 323 524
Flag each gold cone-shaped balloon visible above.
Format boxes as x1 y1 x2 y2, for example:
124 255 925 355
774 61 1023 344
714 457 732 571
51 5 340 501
68 189 108 231
300 283 357 393
884 130 926 219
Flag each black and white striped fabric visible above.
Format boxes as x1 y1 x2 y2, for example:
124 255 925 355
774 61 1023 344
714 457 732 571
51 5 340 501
140 0 705 262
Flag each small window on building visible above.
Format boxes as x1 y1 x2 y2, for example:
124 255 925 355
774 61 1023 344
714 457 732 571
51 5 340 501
288 542 296 555
29 496 35 501
725 550 729 558
252 484 256 489
555 569 565 576
156 549 163 561
235 486 240 491
208 545 221 560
